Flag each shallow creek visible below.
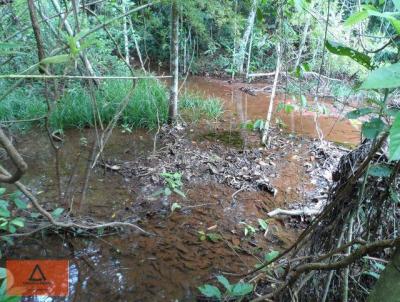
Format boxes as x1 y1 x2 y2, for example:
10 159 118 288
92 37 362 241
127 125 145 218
3 77 359 301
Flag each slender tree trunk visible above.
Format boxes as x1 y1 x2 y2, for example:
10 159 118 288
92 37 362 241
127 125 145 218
294 13 311 70
27 0 47 73
261 42 281 146
235 0 258 74
50 0 99 85
127 17 146 72
168 0 179 124
122 0 130 65
245 31 254 80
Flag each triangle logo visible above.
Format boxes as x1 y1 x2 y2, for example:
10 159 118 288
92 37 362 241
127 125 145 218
28 264 46 282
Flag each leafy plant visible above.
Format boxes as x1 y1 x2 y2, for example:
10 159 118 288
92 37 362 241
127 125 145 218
0 267 20 302
198 231 222 243
0 189 26 235
198 275 253 301
239 222 257 237
154 172 186 198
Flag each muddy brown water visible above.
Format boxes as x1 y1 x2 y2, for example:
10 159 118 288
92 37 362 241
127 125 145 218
3 77 359 301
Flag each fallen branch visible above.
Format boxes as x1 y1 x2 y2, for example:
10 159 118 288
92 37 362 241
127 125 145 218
0 166 150 235
268 207 322 217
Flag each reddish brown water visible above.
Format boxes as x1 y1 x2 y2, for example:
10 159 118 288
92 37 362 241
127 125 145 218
3 77 356 301
184 77 361 146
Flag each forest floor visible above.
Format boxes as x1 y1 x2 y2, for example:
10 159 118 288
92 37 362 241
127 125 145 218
3 77 359 300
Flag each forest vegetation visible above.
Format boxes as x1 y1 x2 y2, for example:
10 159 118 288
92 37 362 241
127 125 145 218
0 0 400 301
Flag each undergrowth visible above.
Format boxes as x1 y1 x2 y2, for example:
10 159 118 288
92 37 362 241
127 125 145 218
0 79 224 131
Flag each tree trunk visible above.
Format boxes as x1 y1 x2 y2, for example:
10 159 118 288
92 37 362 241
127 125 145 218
261 42 281 146
245 30 254 80
122 0 130 66
50 0 99 85
27 0 47 73
235 0 258 74
168 0 179 124
294 13 311 70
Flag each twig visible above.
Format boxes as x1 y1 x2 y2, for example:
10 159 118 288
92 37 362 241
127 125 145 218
0 165 150 235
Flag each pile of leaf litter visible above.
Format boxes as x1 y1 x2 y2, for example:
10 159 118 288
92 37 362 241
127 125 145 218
106 126 348 214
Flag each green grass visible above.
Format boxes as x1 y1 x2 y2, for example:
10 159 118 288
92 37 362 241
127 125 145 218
0 79 224 131
180 93 224 121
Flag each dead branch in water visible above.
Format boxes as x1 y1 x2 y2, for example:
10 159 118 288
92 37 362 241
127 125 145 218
0 165 150 235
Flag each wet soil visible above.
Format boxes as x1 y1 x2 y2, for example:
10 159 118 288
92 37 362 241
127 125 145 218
2 77 356 301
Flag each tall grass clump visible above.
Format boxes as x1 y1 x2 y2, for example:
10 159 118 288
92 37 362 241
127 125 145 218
0 82 47 131
0 79 223 131
180 93 224 121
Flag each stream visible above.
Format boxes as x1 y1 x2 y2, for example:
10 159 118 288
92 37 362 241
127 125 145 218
3 77 359 301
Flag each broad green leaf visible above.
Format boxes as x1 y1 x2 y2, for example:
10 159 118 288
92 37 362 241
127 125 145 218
265 250 279 262
41 54 70 65
284 104 296 114
231 282 253 297
10 217 24 227
325 40 372 69
389 113 400 160
258 219 268 231
0 268 6 279
346 108 375 119
51 207 64 218
0 207 10 218
362 118 385 139
0 200 8 208
345 10 369 26
13 198 27 210
368 164 392 177
198 284 221 299
0 188 6 196
361 63 400 90
8 224 16 234
216 275 232 292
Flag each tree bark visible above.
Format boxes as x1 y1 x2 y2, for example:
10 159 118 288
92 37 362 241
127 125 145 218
122 0 130 66
235 0 258 74
168 0 179 124
294 13 311 70
50 0 99 85
261 42 281 146
27 0 47 73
